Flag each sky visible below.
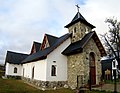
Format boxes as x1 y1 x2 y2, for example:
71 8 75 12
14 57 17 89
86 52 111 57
0 0 120 65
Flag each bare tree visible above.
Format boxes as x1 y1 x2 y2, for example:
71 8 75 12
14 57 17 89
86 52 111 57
101 18 120 69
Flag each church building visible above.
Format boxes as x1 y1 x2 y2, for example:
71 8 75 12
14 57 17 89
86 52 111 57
5 8 106 89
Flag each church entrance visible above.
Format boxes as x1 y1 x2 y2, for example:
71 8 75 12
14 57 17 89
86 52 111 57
89 52 96 85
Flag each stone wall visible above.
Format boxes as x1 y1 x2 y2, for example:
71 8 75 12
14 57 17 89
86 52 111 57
22 77 68 90
6 75 21 79
67 53 85 89
67 38 102 89
68 22 92 43
83 38 102 84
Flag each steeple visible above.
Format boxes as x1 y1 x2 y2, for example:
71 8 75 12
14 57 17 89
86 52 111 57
71 12 86 23
65 12 95 29
65 5 95 43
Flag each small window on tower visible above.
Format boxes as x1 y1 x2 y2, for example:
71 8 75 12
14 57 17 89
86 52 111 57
74 27 76 33
72 27 76 37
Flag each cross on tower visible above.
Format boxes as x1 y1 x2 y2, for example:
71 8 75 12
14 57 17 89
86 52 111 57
76 4 80 12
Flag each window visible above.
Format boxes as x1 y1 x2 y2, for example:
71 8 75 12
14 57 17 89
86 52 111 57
14 67 17 73
72 27 76 36
53 61 56 63
51 65 56 76
74 27 76 33
32 67 34 79
113 60 116 68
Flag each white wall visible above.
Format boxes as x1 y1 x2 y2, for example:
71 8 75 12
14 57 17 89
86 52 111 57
22 37 71 81
5 63 22 76
46 38 71 81
23 59 47 81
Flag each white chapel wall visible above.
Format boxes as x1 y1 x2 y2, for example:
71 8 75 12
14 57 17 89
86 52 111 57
23 59 47 81
46 38 71 81
5 63 22 76
34 60 47 80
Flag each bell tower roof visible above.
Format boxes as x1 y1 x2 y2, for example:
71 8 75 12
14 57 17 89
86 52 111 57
65 11 95 29
71 12 86 23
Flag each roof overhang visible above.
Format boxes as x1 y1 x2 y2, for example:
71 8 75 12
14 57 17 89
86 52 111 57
65 18 95 29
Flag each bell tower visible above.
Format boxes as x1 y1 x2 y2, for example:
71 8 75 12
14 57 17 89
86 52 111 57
65 5 95 43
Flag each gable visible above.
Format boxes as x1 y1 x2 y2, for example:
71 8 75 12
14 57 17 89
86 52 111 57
92 32 106 57
22 33 71 63
34 42 41 52
40 35 49 50
62 31 106 57
30 41 41 54
40 34 58 50
30 44 36 54
83 38 102 58
62 31 94 55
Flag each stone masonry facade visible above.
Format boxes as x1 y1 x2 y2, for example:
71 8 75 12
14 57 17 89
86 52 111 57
68 22 92 43
22 77 68 90
67 38 102 89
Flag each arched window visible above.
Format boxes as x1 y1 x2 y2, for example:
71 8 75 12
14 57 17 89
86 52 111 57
74 27 76 33
32 67 34 79
14 67 17 73
51 65 56 76
72 27 76 36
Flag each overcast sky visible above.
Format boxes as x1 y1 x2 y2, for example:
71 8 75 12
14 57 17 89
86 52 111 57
0 0 120 64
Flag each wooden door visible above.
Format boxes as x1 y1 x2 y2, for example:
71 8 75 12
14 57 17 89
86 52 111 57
90 67 96 85
89 52 96 85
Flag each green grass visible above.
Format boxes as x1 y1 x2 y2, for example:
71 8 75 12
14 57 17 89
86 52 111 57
0 78 117 93
0 70 4 78
0 78 74 93
89 90 115 93
104 79 120 84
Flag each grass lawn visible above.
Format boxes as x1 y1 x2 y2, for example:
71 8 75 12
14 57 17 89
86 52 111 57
0 70 4 77
0 78 74 93
104 79 120 84
0 78 116 93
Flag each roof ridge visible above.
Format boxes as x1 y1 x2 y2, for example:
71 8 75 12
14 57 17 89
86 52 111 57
22 33 71 63
33 41 41 44
65 12 95 29
45 33 59 38
62 31 95 55
71 12 87 23
81 31 95 48
45 33 59 47
7 51 28 55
